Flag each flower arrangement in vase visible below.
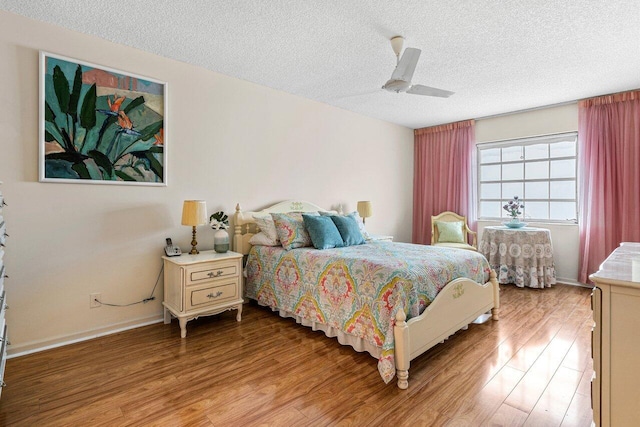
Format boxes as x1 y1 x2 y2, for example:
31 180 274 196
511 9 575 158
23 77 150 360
210 211 230 253
503 196 526 228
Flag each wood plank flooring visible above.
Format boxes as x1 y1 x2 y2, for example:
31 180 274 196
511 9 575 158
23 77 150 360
0 284 594 426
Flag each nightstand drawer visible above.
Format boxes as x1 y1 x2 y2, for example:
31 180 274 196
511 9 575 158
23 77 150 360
186 260 239 284
0 318 5 345
0 324 7 398
188 279 239 310
0 291 5 325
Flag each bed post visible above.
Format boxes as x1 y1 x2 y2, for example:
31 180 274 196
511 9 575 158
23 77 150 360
234 203 244 254
394 307 410 390
490 269 500 320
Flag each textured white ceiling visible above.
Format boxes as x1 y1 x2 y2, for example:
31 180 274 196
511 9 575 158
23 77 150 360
2 0 640 129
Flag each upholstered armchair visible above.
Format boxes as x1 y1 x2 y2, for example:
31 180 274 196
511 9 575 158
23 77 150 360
431 211 477 251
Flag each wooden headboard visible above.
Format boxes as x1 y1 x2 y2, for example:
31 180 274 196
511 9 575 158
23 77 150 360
233 200 338 255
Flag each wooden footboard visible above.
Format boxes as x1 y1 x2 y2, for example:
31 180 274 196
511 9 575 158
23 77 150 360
394 270 500 389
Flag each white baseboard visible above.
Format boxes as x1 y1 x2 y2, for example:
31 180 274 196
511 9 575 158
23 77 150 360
557 277 590 288
7 315 164 358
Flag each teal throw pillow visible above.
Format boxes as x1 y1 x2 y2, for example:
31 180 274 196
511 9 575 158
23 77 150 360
320 211 370 240
435 221 465 243
330 215 365 246
302 214 344 249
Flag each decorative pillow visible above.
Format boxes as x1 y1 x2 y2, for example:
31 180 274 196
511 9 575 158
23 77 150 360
435 221 465 243
349 211 371 240
253 214 279 245
302 214 344 249
271 212 318 250
330 214 365 246
320 210 370 240
249 231 280 247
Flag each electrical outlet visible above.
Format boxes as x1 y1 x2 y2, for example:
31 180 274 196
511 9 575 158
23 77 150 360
90 293 101 308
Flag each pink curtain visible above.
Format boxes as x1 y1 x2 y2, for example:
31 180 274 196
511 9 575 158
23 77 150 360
578 90 640 283
413 120 476 245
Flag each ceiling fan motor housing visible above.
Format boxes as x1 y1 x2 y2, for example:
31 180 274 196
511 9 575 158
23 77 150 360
383 79 411 93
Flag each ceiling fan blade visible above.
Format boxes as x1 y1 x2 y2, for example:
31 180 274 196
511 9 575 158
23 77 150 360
390 47 421 82
407 84 454 98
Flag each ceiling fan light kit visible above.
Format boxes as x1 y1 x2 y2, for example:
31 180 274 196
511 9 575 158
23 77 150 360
382 36 454 98
390 35 405 58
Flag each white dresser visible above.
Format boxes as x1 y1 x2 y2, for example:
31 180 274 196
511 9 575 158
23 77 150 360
590 242 640 426
0 182 8 398
162 250 243 338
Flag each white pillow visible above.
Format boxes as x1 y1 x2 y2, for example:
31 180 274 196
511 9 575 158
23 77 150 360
253 214 280 244
249 231 280 246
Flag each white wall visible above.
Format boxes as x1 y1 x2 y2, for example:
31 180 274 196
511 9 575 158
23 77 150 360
0 11 414 355
475 104 581 284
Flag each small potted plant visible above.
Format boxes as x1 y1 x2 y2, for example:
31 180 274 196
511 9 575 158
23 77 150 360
503 196 525 228
210 211 230 253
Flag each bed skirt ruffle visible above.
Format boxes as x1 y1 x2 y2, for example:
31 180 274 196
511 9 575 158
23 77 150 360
264 304 382 359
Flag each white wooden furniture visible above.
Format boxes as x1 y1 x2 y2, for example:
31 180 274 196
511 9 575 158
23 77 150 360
368 234 393 242
590 242 640 427
162 250 243 338
479 226 556 288
0 182 8 398
233 200 499 389
431 211 477 250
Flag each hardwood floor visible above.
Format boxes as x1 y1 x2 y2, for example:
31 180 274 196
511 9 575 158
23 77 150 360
0 284 593 426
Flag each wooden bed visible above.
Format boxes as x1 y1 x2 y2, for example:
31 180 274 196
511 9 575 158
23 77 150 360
233 200 500 389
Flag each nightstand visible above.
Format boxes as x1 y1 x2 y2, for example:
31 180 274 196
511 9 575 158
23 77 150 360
368 234 394 242
162 250 243 338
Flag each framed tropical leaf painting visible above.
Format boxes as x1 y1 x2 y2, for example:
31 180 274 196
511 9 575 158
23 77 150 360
39 52 167 186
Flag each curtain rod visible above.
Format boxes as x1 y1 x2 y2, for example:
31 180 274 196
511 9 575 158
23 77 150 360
471 87 640 122
474 100 576 121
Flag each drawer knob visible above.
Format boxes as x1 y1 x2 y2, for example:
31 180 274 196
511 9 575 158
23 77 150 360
207 270 224 278
0 381 5 388
207 291 223 299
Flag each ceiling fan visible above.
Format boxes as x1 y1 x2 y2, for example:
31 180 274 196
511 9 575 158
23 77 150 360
382 36 454 98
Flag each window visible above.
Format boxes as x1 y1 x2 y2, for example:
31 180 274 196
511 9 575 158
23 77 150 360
477 132 578 222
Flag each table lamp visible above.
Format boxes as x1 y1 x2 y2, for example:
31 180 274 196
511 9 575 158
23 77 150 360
181 200 207 254
357 201 372 224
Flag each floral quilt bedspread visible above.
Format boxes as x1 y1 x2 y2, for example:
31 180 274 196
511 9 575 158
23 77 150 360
245 241 490 383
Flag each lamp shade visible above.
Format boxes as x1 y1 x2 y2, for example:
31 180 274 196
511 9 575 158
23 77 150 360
181 200 207 226
357 201 372 219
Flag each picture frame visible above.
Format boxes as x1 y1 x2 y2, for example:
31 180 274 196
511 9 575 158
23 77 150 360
39 52 168 186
